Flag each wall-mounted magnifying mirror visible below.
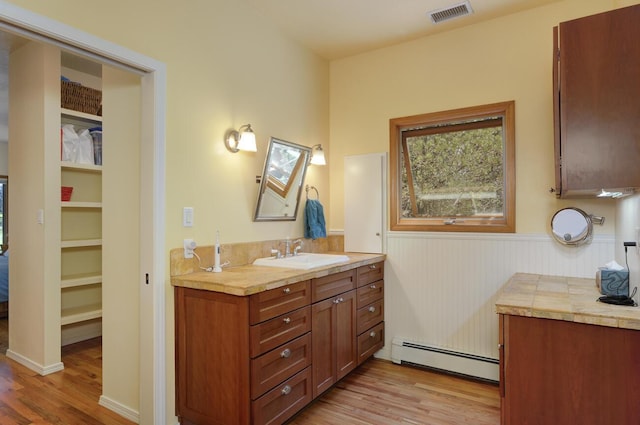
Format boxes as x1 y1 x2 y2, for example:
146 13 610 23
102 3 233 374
254 137 311 221
550 207 605 246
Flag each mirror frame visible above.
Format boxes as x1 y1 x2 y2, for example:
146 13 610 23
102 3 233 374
550 207 593 246
254 137 311 221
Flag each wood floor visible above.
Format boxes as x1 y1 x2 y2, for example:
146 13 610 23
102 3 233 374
0 318 499 424
288 360 500 425
0 319 134 425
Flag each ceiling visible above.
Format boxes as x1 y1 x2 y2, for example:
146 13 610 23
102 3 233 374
242 0 563 60
0 0 563 144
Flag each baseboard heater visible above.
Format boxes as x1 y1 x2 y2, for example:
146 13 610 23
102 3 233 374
391 337 499 383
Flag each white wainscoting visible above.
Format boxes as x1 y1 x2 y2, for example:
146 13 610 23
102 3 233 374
378 232 615 375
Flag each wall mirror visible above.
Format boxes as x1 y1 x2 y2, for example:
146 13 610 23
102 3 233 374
254 137 311 221
550 207 604 246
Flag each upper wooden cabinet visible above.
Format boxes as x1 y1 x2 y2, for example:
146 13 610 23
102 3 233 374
553 5 640 198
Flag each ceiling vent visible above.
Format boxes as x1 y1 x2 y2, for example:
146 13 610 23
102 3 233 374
428 1 474 24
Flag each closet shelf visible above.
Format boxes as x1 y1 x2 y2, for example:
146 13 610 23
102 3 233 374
61 273 102 289
61 108 102 123
60 239 102 249
61 304 102 325
61 201 102 209
61 161 102 172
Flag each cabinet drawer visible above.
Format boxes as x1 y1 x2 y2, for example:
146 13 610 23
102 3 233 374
249 280 311 325
250 306 311 358
357 299 384 335
356 262 384 287
250 333 312 400
312 269 356 303
356 280 384 309
251 367 312 425
357 322 384 365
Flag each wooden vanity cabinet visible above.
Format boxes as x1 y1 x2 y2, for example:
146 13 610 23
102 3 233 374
499 314 640 425
175 261 386 425
553 5 640 197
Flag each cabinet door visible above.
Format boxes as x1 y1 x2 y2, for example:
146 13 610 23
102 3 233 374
556 5 640 196
311 297 336 398
502 315 640 425
335 289 357 381
311 289 357 398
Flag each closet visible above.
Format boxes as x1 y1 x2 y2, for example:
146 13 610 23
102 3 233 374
8 38 142 402
60 54 104 345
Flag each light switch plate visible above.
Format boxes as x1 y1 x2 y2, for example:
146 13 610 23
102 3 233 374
183 207 194 227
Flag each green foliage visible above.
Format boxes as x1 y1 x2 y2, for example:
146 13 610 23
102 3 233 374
401 126 504 218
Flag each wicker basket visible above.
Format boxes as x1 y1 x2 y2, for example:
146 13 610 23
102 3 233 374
61 81 102 116
61 186 73 202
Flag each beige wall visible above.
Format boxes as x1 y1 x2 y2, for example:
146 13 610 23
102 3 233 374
328 0 633 235
5 0 329 422
7 0 330 246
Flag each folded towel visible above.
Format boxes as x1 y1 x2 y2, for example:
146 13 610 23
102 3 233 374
304 199 327 240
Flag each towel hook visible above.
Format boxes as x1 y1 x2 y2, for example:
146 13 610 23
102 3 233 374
305 184 319 200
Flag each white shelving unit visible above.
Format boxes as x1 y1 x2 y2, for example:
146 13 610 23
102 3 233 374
60 106 103 331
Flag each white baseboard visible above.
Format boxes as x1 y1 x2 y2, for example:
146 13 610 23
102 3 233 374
5 349 64 376
99 395 139 423
391 337 499 382
61 320 102 346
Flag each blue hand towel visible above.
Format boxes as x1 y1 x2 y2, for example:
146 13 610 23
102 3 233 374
304 199 327 240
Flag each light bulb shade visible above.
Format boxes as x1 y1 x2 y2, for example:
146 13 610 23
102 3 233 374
237 129 257 152
310 144 326 165
224 124 257 153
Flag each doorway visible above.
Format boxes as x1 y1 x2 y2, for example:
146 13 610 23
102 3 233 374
0 5 166 424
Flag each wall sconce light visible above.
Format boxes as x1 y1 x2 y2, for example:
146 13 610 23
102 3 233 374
310 144 326 165
225 124 257 153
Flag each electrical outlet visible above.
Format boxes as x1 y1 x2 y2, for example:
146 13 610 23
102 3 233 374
184 239 196 259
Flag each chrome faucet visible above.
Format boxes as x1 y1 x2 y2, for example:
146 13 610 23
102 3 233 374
273 238 304 258
292 239 303 256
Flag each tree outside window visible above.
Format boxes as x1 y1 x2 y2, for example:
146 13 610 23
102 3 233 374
390 101 515 232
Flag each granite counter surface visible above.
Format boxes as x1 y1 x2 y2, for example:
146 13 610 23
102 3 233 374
171 252 385 296
496 273 640 330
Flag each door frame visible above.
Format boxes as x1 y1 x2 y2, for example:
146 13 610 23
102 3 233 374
0 3 166 424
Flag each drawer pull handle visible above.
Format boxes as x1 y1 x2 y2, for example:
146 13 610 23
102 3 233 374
369 264 377 269
283 317 291 324
283 287 291 294
281 348 291 358
333 297 344 304
370 284 376 289
368 306 376 313
370 331 376 338
281 385 292 396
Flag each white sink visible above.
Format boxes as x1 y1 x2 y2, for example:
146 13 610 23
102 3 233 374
253 253 350 270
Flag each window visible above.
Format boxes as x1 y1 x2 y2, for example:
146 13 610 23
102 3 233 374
390 101 515 232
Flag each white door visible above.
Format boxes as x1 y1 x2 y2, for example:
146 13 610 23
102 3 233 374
344 153 386 253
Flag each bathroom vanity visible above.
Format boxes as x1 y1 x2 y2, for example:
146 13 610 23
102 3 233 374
172 252 385 425
496 273 640 425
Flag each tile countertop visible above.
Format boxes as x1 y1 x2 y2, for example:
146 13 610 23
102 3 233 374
496 273 640 331
171 252 386 297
